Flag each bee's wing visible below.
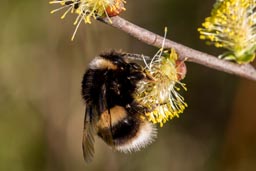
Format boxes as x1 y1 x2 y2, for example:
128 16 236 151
82 83 107 162
82 105 97 163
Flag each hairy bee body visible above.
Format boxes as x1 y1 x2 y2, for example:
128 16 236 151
81 51 156 162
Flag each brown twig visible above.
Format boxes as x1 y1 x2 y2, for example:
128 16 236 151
99 16 256 81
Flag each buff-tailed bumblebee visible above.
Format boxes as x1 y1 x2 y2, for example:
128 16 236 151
81 51 157 162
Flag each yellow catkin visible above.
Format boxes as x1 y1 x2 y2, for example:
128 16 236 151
198 0 256 64
135 49 187 127
49 0 126 40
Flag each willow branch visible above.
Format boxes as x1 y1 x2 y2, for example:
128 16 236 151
99 16 256 81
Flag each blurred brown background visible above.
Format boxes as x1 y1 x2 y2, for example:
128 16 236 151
0 0 256 171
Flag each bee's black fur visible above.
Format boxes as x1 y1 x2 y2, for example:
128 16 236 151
82 51 145 115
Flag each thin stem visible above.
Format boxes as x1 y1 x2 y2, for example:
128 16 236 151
99 16 256 81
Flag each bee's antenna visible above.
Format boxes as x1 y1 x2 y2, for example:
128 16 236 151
124 53 151 62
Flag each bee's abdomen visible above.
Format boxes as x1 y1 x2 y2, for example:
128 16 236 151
97 115 140 145
96 106 157 153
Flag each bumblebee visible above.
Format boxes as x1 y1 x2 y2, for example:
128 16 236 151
81 51 157 162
